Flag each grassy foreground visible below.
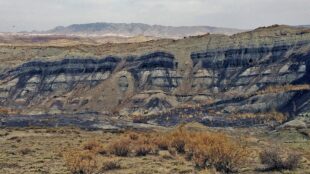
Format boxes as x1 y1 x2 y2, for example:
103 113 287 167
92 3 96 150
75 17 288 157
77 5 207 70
0 123 309 174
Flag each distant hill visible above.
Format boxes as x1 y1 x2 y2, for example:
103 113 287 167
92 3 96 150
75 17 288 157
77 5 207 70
46 22 244 38
294 25 310 29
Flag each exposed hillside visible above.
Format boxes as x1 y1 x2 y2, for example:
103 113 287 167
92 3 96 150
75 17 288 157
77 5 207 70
47 22 244 38
1 25 310 127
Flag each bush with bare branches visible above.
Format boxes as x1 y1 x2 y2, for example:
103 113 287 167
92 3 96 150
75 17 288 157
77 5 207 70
152 127 249 173
63 149 99 174
259 147 301 171
108 138 130 157
101 160 121 171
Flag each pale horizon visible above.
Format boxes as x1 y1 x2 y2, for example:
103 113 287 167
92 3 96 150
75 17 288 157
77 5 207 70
0 0 309 32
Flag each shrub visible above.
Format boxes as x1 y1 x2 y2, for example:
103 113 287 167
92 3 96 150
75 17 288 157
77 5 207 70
108 139 130 157
187 132 248 173
130 134 158 156
170 138 186 153
128 132 139 141
101 160 121 171
82 140 103 153
284 153 302 170
168 126 188 154
259 148 301 171
63 125 249 173
153 126 248 172
82 140 107 155
153 135 169 150
184 141 196 161
150 126 249 172
63 149 98 174
134 143 153 156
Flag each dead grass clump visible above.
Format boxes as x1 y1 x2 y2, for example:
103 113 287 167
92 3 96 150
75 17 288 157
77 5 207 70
19 148 33 155
133 143 153 156
82 140 104 154
63 149 99 174
0 108 9 115
263 111 287 124
153 135 170 150
257 84 310 95
170 138 186 153
168 147 177 156
127 132 140 140
168 126 189 154
129 134 158 156
108 138 130 157
0 163 20 169
45 129 58 134
0 131 9 137
8 136 21 142
259 147 301 171
284 153 302 170
132 114 148 123
159 151 174 159
229 111 287 124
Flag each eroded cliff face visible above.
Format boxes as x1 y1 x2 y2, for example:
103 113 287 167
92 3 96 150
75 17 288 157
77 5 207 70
191 42 310 111
0 51 181 115
1 25 310 126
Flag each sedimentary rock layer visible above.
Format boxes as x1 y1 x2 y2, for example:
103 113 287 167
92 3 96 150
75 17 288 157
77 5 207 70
0 25 310 125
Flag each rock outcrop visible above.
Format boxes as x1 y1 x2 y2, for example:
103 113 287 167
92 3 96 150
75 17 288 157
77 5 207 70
0 57 120 107
1 25 310 126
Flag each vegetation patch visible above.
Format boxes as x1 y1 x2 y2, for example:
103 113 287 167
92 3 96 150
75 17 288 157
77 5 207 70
259 147 302 171
63 149 99 174
63 125 250 173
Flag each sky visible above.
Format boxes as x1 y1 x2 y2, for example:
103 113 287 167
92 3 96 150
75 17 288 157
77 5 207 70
0 0 309 32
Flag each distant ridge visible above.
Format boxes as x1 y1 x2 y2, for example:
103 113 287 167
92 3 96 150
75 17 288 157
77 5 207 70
298 25 310 28
46 22 244 38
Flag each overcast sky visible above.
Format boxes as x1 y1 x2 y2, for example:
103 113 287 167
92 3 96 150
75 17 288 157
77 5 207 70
0 0 309 32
